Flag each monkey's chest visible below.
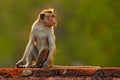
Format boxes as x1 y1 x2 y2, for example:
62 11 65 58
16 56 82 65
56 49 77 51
36 32 49 48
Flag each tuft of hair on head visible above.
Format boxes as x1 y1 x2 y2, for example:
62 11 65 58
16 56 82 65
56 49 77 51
40 8 54 14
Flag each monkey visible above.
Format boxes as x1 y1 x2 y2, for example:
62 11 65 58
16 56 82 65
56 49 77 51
16 8 57 68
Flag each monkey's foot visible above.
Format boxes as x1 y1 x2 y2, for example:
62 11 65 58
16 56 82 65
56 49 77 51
16 65 27 68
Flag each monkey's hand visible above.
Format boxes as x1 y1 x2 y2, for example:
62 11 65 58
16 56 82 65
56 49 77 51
15 59 25 68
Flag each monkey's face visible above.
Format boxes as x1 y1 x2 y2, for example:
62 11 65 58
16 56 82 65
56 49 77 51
47 13 57 27
40 13 57 27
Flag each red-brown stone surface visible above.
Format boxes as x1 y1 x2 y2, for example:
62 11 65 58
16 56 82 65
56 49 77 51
0 66 120 80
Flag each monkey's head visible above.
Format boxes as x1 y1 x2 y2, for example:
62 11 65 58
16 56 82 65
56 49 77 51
39 8 57 27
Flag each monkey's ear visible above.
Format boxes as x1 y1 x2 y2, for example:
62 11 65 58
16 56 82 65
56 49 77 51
40 14 45 20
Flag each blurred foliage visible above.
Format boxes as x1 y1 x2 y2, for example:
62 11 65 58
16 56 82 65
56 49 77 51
0 0 120 67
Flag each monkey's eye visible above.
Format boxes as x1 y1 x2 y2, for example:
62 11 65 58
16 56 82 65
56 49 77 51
40 14 45 20
51 15 56 18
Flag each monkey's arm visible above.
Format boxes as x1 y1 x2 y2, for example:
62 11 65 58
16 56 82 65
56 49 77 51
44 34 56 67
16 34 35 66
48 35 56 57
21 35 35 61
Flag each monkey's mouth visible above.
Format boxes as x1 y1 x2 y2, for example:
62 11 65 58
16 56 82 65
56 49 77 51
49 21 57 26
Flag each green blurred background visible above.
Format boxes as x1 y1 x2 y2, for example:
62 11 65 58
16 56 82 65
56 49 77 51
0 0 120 67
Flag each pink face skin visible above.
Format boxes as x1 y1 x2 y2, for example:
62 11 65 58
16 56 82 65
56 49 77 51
48 14 57 26
44 13 57 27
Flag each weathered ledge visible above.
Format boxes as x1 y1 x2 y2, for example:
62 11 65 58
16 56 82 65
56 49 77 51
0 66 120 80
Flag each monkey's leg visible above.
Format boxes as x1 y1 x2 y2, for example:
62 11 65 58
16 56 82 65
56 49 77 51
17 55 33 68
17 46 38 68
42 49 56 68
27 46 38 68
31 49 49 68
32 46 38 61
25 54 33 68
43 50 56 68
16 54 33 68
